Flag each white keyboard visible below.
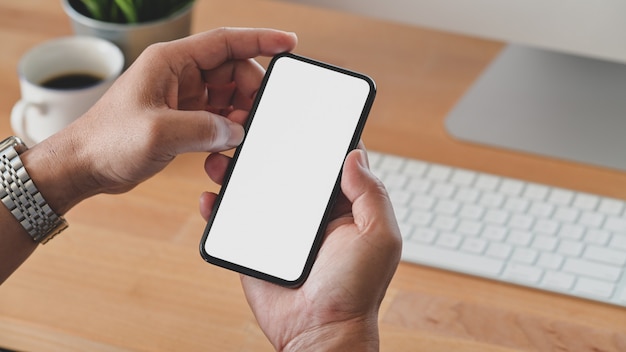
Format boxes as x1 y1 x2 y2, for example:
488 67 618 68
369 151 626 307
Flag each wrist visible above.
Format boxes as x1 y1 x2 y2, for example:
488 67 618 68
282 317 379 352
20 132 96 216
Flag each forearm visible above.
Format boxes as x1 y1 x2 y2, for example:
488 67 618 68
0 207 37 283
0 132 92 283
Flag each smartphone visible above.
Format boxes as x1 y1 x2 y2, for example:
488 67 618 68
199 53 376 287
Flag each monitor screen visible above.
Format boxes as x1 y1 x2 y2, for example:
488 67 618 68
278 0 626 171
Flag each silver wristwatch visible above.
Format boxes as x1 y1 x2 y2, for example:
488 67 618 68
0 136 68 243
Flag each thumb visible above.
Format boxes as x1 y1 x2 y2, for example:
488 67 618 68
341 149 398 233
163 110 245 154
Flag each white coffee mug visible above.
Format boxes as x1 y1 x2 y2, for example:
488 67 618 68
11 36 124 145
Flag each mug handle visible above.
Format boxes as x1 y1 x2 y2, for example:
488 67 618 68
10 100 45 145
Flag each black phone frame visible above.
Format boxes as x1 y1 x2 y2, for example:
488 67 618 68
199 52 376 287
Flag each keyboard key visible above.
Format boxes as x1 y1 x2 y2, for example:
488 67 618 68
434 200 461 215
430 183 456 198
479 193 505 208
533 219 560 236
461 238 488 254
523 184 549 200
425 165 452 181
610 234 626 250
450 169 476 186
406 178 431 193
563 258 622 282
459 204 484 220
583 229 610 246
504 198 530 213
503 263 543 283
402 241 504 276
404 160 429 177
548 189 574 205
484 209 509 225
553 207 580 223
578 211 604 228
507 230 533 246
604 217 626 234
486 243 513 259
508 214 534 230
558 224 585 240
410 228 437 244
455 188 480 203
511 248 539 264
573 194 599 211
598 198 625 216
410 195 436 210
457 220 482 237
537 253 564 270
432 215 458 232
499 179 525 196
557 240 585 257
407 210 434 226
541 271 575 290
475 174 500 191
583 245 626 266
529 202 555 218
383 174 409 189
378 155 404 171
388 190 412 206
482 226 507 241
573 277 615 298
531 235 559 252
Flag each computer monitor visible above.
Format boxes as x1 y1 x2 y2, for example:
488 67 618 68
277 0 626 172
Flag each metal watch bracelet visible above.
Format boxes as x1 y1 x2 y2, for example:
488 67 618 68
0 136 68 243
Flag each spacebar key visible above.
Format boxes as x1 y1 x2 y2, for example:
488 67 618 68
401 242 504 277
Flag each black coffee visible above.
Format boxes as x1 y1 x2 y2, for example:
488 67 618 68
41 72 103 89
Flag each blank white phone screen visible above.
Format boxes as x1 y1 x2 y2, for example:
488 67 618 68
203 55 373 283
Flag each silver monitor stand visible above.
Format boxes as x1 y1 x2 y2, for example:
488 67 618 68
445 44 626 172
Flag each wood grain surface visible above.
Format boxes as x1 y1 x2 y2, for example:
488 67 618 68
1 0 625 351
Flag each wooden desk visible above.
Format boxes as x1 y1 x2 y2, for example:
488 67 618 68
1 1 625 351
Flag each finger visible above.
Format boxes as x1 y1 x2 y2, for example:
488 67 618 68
231 88 255 112
204 58 266 109
341 149 403 271
177 28 297 71
204 153 232 185
341 150 399 235
226 109 250 126
206 81 237 111
160 109 244 154
199 191 218 221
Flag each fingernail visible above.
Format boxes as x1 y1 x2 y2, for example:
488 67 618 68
355 149 370 169
227 122 244 148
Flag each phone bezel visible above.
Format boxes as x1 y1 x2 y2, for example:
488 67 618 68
199 52 376 287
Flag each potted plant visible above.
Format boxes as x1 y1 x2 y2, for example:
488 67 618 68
62 0 195 67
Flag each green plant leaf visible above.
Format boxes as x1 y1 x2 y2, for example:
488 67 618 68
114 0 139 23
77 0 193 23
80 0 106 21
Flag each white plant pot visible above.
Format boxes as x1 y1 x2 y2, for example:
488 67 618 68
61 0 194 67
